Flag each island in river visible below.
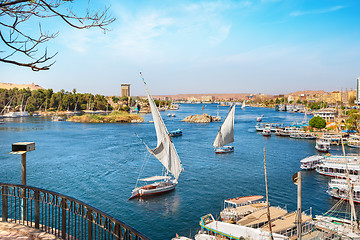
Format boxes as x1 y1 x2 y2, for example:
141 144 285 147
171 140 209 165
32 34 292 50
67 111 144 123
182 113 221 123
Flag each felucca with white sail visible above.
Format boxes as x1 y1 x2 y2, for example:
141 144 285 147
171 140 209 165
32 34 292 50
213 105 235 154
129 73 183 200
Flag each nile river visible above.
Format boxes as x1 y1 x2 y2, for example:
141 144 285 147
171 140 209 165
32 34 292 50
0 104 356 239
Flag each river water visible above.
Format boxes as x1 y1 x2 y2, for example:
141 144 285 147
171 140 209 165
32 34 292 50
0 104 357 239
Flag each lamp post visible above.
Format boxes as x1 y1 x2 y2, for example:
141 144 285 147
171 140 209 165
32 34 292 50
8 142 35 221
8 142 35 185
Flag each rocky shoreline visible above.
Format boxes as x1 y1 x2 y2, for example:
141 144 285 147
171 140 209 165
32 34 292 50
182 113 221 123
67 111 144 123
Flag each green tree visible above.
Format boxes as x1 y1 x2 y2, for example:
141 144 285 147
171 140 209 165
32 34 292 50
309 116 326 129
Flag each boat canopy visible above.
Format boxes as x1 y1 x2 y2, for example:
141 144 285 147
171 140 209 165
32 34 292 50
200 214 289 240
224 195 264 205
140 176 171 182
300 155 324 163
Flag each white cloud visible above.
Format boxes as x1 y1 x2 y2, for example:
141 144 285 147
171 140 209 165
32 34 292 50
290 6 345 17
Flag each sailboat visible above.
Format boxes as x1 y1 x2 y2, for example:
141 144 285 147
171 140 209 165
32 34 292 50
213 104 235 154
129 73 183 200
241 100 246 109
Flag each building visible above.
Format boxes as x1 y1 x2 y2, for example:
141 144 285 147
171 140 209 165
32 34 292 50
313 108 338 122
355 77 360 105
121 84 131 97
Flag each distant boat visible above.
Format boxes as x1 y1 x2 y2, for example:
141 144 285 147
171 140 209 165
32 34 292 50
169 129 182 137
241 100 246 109
129 73 183 200
2 95 29 118
213 105 235 154
315 138 330 152
170 104 180 110
257 116 262 122
262 128 271 137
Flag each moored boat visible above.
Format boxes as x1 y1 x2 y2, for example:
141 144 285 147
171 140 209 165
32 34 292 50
289 131 317 139
315 155 360 179
315 138 331 152
327 178 360 203
300 155 324 170
198 214 289 240
348 134 360 148
220 195 267 223
262 128 271 136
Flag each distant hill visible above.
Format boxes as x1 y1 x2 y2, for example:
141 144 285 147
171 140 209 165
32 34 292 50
285 90 326 97
151 93 262 100
0 82 44 91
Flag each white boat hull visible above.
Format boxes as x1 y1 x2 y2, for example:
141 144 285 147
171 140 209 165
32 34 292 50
215 146 234 154
129 180 177 199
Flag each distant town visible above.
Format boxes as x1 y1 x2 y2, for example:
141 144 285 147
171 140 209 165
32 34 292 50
1 78 359 118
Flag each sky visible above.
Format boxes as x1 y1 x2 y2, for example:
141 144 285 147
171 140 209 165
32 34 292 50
1 0 360 96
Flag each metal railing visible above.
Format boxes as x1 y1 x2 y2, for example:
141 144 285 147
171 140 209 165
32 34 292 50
0 183 150 240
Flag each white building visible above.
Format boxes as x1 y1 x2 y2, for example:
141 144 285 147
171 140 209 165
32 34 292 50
313 108 337 122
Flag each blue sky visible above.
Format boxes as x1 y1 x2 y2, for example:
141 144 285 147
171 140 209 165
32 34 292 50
1 0 360 96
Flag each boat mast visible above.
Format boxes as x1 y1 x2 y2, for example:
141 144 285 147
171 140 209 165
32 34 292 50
263 147 274 240
341 134 357 230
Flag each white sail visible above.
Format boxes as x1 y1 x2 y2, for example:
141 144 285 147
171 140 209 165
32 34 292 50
142 74 183 180
241 100 245 108
213 105 235 148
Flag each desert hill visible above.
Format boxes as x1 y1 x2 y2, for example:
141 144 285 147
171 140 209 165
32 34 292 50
0 82 44 91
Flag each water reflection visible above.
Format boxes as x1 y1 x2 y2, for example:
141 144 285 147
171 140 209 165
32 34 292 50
133 191 181 216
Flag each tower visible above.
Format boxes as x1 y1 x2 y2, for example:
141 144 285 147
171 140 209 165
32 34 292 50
121 84 130 97
356 77 360 105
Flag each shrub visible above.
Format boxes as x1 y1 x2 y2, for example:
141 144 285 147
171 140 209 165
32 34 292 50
309 116 326 129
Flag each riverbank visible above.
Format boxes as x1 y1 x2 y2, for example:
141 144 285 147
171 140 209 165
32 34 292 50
66 111 144 123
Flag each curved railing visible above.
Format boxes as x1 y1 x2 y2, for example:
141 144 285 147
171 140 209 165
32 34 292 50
0 183 150 240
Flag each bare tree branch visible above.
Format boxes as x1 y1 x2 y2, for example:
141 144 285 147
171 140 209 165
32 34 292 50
0 0 116 71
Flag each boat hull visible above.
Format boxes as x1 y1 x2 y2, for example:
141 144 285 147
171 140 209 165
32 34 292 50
315 146 329 152
215 146 234 154
129 181 177 200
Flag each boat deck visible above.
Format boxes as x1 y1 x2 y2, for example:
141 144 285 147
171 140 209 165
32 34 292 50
260 211 312 233
231 202 267 215
201 219 289 240
237 206 287 227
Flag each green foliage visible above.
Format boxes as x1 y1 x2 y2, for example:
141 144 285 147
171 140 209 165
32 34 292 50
310 103 321 110
346 109 358 116
345 110 359 130
309 116 326 129
0 88 110 113
112 96 119 103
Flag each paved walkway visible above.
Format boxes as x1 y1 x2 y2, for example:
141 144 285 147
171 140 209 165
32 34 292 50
0 222 59 240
